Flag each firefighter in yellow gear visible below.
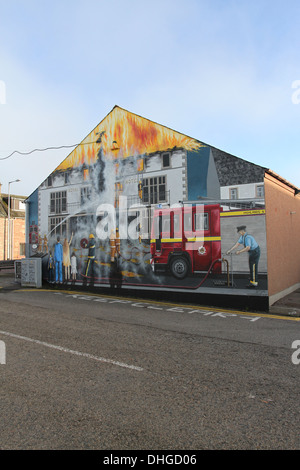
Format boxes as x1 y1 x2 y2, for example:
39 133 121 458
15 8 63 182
116 227 120 256
138 181 143 200
84 233 96 283
109 228 122 288
110 227 121 262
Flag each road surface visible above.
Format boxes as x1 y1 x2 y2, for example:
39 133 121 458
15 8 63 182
0 287 299 450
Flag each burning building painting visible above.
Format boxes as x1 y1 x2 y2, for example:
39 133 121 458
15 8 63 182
25 105 273 308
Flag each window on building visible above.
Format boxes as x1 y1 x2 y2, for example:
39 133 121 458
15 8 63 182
142 176 166 204
256 185 264 198
229 188 238 200
20 243 26 257
47 176 53 187
50 217 67 237
162 152 171 169
50 191 67 214
10 198 25 211
10 198 19 210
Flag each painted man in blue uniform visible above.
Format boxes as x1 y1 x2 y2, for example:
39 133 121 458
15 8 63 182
54 236 63 283
226 225 261 288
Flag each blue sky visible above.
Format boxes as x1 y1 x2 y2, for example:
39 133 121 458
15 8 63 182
0 0 300 196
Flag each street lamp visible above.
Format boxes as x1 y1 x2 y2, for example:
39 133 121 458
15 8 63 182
7 179 21 260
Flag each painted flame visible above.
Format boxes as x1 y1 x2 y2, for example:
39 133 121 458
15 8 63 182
55 106 204 171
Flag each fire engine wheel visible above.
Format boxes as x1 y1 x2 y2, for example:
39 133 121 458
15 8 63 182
170 256 189 280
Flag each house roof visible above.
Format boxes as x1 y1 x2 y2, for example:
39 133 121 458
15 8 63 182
264 169 300 193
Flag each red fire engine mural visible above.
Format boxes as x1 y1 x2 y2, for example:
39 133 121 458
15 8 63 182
150 204 222 279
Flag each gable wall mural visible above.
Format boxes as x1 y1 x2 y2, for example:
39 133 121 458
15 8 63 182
26 106 268 301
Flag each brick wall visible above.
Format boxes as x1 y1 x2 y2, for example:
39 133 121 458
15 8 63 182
0 217 25 260
0 218 7 260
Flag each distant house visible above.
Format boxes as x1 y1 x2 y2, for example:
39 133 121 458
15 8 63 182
0 183 26 260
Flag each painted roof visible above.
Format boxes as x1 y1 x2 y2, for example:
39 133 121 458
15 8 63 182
54 105 204 172
211 147 266 186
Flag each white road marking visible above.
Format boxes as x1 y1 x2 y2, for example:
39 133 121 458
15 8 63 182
53 291 262 321
0 330 143 372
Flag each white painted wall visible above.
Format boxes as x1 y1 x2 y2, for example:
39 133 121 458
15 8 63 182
221 182 264 200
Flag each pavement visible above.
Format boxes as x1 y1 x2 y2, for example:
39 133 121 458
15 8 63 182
1 269 300 317
268 288 300 317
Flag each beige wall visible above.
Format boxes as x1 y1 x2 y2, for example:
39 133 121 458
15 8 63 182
265 172 300 303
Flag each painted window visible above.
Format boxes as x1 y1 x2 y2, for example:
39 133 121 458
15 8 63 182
162 152 171 169
83 168 89 181
64 172 70 184
137 158 144 172
229 188 238 200
142 176 166 204
81 187 92 204
50 191 67 214
256 185 264 198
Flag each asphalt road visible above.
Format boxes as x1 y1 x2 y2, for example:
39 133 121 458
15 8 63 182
0 286 299 451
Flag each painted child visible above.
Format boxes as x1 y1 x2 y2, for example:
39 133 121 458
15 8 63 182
71 251 77 281
48 250 54 283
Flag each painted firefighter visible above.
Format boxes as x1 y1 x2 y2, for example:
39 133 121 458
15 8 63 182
109 228 122 289
83 233 96 285
226 225 261 288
